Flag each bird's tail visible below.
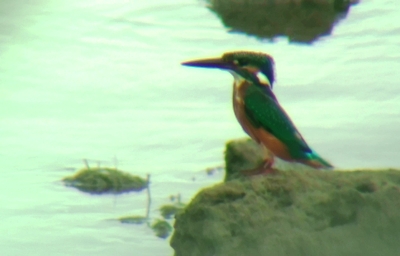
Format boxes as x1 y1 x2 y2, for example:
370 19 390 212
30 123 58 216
303 151 333 170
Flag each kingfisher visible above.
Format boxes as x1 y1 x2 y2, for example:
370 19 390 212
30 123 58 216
182 51 333 174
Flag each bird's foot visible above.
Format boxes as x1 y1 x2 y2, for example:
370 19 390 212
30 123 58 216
241 159 276 176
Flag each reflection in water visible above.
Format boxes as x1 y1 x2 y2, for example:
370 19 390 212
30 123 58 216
206 0 359 43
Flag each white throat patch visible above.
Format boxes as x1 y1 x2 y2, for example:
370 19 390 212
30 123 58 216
228 70 245 89
256 72 271 86
228 69 271 88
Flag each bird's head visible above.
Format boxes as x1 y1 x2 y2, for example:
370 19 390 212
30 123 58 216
182 51 275 87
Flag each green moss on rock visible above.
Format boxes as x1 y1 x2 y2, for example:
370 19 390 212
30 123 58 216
224 138 264 181
171 139 400 256
63 167 147 194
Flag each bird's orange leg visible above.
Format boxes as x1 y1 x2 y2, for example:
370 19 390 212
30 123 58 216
241 157 276 176
260 157 276 175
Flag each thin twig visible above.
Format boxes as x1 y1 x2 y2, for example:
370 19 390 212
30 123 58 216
113 155 118 169
146 174 151 225
83 159 90 169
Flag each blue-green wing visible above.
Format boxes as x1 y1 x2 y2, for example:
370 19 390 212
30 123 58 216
243 85 311 158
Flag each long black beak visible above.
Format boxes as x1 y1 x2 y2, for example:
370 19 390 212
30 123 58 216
181 57 232 70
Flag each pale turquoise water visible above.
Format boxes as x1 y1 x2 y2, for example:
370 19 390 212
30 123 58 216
1 0 400 255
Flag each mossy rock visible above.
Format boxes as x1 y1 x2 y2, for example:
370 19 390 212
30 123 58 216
151 219 173 239
63 167 147 194
207 0 358 43
224 138 264 181
171 139 400 256
224 138 321 181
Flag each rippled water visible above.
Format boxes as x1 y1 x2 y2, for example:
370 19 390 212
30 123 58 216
1 0 400 255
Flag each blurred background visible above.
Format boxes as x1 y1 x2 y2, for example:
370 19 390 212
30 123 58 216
1 0 400 255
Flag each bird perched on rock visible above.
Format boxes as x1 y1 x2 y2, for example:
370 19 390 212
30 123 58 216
182 51 332 174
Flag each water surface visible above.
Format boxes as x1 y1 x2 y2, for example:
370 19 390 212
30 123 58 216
1 0 400 255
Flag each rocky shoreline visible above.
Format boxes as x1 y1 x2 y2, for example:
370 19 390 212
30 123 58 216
170 139 400 256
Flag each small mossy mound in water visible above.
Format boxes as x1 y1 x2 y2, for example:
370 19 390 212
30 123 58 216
160 203 186 219
171 139 400 256
63 167 147 194
151 219 173 239
118 216 148 225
